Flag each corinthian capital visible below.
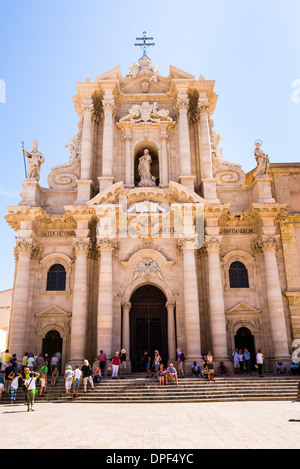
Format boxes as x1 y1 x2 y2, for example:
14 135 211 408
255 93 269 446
102 99 116 114
73 238 90 256
14 239 41 261
97 237 119 254
177 234 199 252
82 97 94 114
198 102 210 114
176 97 189 111
252 235 279 253
203 236 222 253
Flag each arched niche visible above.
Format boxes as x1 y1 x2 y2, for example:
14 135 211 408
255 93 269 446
132 140 160 187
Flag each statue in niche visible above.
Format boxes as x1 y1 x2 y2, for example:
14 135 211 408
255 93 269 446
138 149 156 187
253 140 270 178
22 140 45 181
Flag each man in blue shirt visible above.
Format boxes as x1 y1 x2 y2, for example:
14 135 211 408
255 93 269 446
166 363 178 385
243 348 251 374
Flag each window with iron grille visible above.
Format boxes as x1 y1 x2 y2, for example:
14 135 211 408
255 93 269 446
229 261 249 288
46 264 66 291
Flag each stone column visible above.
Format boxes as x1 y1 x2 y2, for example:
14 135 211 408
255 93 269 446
204 236 228 360
69 239 90 364
97 238 118 362
76 97 94 204
122 302 131 363
9 240 39 359
177 92 195 190
160 128 169 187
123 130 133 187
166 301 176 363
198 101 218 202
254 236 290 359
99 94 115 191
178 238 201 362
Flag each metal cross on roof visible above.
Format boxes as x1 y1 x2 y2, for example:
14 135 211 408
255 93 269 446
134 31 155 58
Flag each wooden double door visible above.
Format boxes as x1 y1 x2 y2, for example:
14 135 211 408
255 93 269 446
130 285 168 372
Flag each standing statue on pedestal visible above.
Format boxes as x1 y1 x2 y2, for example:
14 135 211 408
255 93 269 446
138 149 156 187
22 140 45 181
253 140 270 178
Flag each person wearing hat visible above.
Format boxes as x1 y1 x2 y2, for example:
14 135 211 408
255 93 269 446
119 349 128 379
111 352 121 379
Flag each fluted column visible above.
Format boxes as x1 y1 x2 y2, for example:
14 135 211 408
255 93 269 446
76 97 94 204
198 102 218 202
80 97 94 180
122 302 131 358
9 239 40 358
160 128 169 187
177 92 195 190
254 236 290 358
204 236 228 359
178 238 201 361
166 301 176 362
69 239 90 364
123 130 133 187
99 94 115 191
97 238 118 361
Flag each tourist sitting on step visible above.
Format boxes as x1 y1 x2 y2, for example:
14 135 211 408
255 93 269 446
192 361 200 377
166 363 178 386
290 361 300 376
219 362 228 375
93 366 102 383
274 361 288 376
157 364 166 385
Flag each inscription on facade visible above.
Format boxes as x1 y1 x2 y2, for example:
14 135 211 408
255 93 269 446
41 230 76 237
219 228 254 235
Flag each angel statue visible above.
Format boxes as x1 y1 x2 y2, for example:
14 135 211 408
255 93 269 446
138 149 156 187
22 140 45 181
127 61 139 79
253 140 270 178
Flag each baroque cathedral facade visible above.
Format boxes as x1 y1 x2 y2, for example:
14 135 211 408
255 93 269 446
5 54 300 372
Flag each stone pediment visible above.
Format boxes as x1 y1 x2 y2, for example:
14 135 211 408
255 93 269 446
169 65 195 81
225 302 261 316
96 66 122 83
34 305 71 319
87 181 207 206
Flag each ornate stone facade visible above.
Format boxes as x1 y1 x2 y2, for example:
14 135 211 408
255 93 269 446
5 56 300 373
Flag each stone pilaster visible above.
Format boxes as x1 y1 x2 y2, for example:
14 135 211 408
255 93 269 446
97 238 118 362
69 238 90 364
198 101 218 202
177 93 195 190
204 236 228 361
160 128 169 187
122 130 133 187
99 95 115 191
9 239 40 359
76 97 93 204
166 301 176 363
253 236 290 359
122 302 132 371
177 237 201 363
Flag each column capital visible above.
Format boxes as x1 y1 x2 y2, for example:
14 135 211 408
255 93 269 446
203 236 222 253
102 99 116 114
81 97 94 115
14 239 41 260
122 302 132 311
97 237 119 254
176 96 189 112
165 301 176 310
177 235 199 252
73 238 90 256
252 235 279 253
198 101 210 114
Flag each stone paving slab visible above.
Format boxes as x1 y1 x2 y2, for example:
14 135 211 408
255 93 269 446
0 400 299 449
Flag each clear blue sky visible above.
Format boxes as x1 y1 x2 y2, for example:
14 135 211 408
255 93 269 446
0 0 300 291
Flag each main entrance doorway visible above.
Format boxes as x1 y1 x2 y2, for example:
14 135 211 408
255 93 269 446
130 285 168 372
234 327 256 370
42 330 63 370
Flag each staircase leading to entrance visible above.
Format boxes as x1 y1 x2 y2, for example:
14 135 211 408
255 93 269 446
1 376 299 404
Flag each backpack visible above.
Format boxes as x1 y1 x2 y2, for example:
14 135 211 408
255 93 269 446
181 353 185 362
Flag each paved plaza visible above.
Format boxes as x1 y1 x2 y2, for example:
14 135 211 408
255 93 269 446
0 400 299 449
